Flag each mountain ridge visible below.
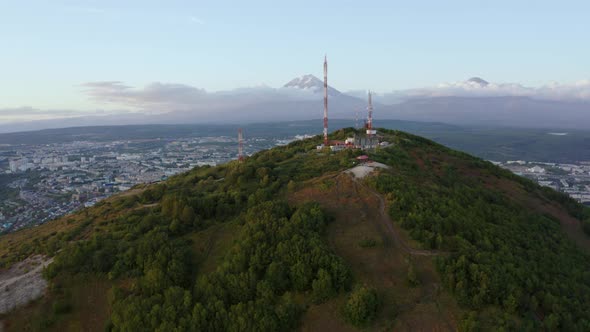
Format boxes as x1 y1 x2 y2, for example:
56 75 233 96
4 95 590 134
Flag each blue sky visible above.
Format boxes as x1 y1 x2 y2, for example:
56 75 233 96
1 0 590 114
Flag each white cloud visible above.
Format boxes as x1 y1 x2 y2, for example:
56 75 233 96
79 81 320 112
0 106 129 123
367 79 590 104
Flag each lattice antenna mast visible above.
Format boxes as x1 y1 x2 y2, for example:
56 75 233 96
238 128 244 162
367 91 373 138
323 55 328 146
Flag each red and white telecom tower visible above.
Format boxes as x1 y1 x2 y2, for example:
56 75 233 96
323 55 329 146
238 128 244 162
366 91 376 138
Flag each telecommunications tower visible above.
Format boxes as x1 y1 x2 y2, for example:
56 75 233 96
238 128 244 162
323 55 328 146
366 91 376 138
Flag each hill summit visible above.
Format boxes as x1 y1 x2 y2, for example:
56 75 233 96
1 128 590 331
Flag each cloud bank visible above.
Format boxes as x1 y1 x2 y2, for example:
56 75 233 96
3 77 590 127
80 81 320 112
0 106 127 122
81 78 590 113
364 79 590 104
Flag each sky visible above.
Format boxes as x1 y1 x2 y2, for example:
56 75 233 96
1 0 590 120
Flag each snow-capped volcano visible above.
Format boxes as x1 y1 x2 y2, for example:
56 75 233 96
466 77 489 87
283 74 341 96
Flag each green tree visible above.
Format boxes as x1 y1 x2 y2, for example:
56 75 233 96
311 268 334 303
266 261 288 292
459 311 479 332
287 180 296 192
342 285 380 327
290 261 312 291
544 313 560 331
180 205 195 224
169 219 181 234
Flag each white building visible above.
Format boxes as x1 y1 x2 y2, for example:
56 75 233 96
9 159 33 173
9 159 20 173
507 160 527 165
527 166 546 174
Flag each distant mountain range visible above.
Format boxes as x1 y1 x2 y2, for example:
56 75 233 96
384 95 590 128
1 76 589 133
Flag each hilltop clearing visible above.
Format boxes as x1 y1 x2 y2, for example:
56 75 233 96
346 161 390 179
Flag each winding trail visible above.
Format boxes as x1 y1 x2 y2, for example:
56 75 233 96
346 172 447 257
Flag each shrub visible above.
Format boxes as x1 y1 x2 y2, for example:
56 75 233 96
358 237 377 248
311 269 335 303
52 298 72 315
342 285 380 327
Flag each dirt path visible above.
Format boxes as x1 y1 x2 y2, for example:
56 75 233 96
347 173 446 257
293 170 459 331
343 172 457 330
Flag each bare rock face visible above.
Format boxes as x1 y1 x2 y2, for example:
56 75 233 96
0 255 54 314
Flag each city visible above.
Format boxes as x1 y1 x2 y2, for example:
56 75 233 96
498 160 590 204
0 133 309 233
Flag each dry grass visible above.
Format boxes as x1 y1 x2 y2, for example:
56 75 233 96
292 173 461 331
188 220 242 275
0 214 80 260
0 189 149 331
0 187 149 266
1 276 112 332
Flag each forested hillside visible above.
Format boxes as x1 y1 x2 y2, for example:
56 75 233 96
1 128 589 331
367 133 590 330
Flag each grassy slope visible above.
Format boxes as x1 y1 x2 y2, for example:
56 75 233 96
291 173 461 331
0 184 146 266
187 220 242 275
3 275 112 332
0 186 152 331
0 209 240 332
0 128 589 331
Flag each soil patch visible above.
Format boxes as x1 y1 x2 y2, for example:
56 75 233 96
0 255 53 314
